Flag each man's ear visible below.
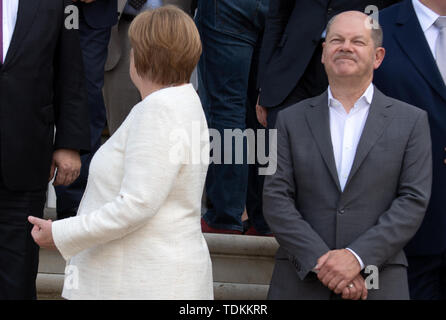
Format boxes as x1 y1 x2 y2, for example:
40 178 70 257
321 42 326 65
373 47 386 70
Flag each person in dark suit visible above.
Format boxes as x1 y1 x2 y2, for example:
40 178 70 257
0 0 90 299
256 0 401 129
263 11 432 300
55 0 118 219
374 0 446 300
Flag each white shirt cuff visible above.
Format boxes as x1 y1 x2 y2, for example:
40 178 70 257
346 248 365 270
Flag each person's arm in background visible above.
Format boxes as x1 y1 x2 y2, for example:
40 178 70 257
256 0 294 92
50 0 91 186
255 0 295 127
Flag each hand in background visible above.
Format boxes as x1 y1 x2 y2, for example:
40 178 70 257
49 149 81 186
256 95 268 128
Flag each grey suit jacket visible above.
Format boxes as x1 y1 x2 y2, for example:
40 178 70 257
263 87 432 299
105 0 193 71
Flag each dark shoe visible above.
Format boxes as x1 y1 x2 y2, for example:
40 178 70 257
244 226 274 237
201 218 243 235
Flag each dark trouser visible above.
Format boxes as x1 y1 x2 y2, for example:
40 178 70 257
266 39 328 129
245 31 271 234
407 253 446 300
55 11 111 219
0 176 46 300
196 0 269 232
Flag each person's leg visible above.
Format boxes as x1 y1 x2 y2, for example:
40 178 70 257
104 18 141 136
0 179 46 299
196 0 262 232
55 12 111 219
245 16 272 235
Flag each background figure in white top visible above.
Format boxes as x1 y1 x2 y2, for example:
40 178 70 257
28 6 213 300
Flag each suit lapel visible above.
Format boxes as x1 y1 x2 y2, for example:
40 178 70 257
393 0 446 103
3 0 41 68
344 88 393 189
306 92 342 193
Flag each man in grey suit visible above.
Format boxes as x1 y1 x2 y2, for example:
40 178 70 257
103 0 193 134
263 11 432 300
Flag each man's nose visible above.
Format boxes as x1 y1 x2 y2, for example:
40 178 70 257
339 40 353 51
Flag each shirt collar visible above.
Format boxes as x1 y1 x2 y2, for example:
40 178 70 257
412 0 440 33
328 83 374 110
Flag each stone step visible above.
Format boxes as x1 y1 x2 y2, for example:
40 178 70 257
38 209 279 300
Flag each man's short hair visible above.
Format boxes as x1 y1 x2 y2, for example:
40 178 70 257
326 12 383 48
128 5 202 85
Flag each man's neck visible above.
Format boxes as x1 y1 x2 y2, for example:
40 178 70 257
329 78 372 113
419 0 446 16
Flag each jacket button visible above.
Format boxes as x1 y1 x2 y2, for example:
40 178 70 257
338 209 345 214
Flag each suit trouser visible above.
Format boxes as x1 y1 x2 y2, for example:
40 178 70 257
55 12 111 218
196 0 269 232
0 175 46 300
104 18 141 136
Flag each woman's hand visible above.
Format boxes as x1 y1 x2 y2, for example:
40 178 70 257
28 216 57 250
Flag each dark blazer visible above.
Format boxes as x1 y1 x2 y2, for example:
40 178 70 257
263 88 432 299
374 0 446 256
257 0 401 108
78 0 118 29
0 0 90 191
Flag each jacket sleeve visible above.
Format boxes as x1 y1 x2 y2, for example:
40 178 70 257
257 0 295 91
53 0 90 154
348 111 432 268
263 112 331 280
52 99 183 260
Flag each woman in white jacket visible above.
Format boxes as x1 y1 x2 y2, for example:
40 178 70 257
28 6 213 300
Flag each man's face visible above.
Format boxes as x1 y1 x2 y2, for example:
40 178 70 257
322 12 384 82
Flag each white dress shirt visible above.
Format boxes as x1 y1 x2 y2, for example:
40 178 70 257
412 0 443 59
2 0 19 63
329 83 374 192
328 83 374 270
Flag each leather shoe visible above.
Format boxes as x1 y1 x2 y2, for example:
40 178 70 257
201 218 243 235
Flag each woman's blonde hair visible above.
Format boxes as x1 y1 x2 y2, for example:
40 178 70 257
128 5 202 85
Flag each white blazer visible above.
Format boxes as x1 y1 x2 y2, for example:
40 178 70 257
52 84 213 300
